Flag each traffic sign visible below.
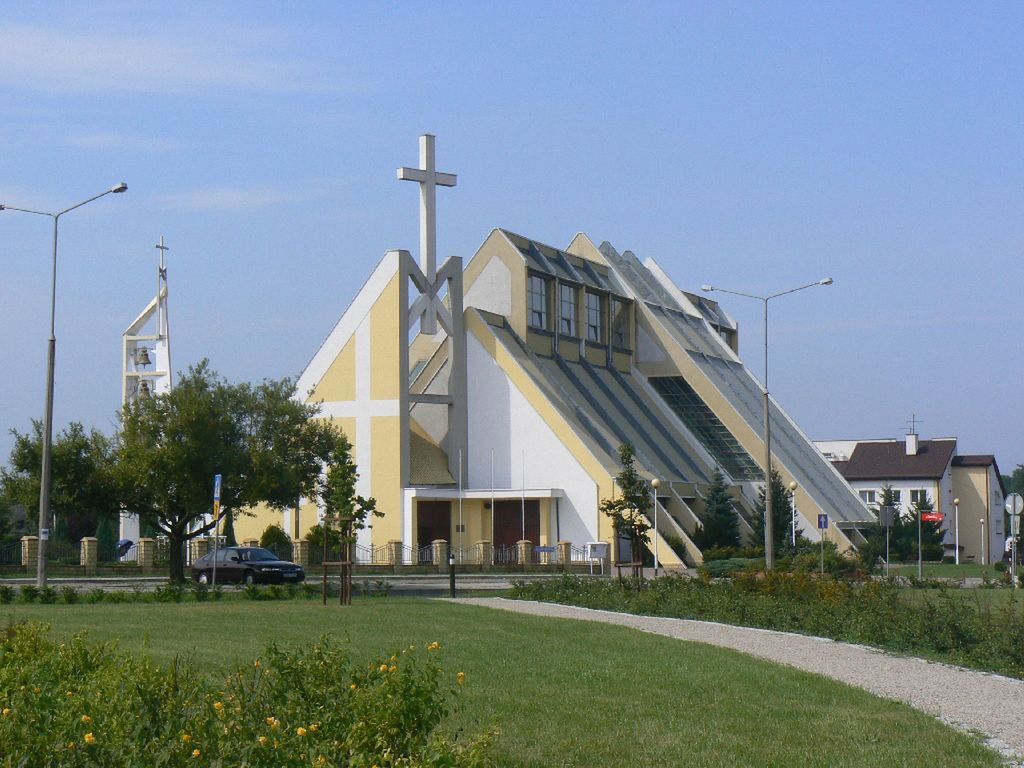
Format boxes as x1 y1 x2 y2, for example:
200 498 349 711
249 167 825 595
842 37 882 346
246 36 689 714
817 513 828 529
1006 493 1023 516
920 512 944 523
213 473 222 501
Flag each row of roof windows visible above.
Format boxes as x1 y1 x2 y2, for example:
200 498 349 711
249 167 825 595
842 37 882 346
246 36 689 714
527 272 631 348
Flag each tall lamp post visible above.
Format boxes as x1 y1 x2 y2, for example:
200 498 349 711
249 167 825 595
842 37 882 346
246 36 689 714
701 277 833 569
979 517 986 566
651 478 660 576
1 183 128 588
788 481 798 547
952 497 960 566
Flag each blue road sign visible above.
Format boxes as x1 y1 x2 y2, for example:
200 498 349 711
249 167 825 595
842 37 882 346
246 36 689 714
213 474 222 501
817 513 828 529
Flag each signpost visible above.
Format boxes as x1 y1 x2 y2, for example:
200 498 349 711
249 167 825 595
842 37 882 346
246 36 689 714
817 514 828 575
1006 494 1022 589
210 474 222 587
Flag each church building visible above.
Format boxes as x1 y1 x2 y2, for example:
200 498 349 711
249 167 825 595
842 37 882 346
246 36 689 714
237 135 873 564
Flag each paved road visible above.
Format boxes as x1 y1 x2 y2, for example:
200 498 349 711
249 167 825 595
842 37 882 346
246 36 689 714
458 597 1024 763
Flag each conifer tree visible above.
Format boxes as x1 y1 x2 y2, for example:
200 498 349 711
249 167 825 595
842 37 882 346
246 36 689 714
752 468 798 553
695 467 739 549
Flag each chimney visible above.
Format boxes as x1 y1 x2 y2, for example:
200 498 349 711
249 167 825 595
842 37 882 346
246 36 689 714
906 432 919 456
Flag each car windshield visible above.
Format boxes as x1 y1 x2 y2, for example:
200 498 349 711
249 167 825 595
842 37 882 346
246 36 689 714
242 548 281 562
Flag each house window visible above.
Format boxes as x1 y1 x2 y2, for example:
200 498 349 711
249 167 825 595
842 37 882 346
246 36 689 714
859 490 876 505
585 292 604 343
559 283 577 336
910 489 929 506
611 298 630 349
528 274 549 330
890 490 902 505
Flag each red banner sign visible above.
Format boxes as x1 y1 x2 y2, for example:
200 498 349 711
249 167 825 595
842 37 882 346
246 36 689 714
920 512 944 522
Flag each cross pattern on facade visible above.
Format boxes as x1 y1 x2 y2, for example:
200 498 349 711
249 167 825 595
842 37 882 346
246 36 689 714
398 134 457 335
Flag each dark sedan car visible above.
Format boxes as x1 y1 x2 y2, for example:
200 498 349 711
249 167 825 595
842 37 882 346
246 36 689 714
191 546 305 586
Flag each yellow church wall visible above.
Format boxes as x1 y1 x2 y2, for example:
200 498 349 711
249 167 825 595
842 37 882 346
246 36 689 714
370 415 403 544
232 502 281 544
311 338 356 402
370 273 401 401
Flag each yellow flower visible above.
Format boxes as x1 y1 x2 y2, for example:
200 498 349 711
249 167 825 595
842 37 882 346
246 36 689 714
309 724 320 732
390 655 397 661
258 736 268 745
296 726 307 736
81 715 91 724
349 683 357 690
315 757 326 766
213 701 224 712
388 665 396 672
379 663 389 673
182 733 192 743
84 733 95 745
456 672 465 684
1 708 10 716
32 687 40 694
427 641 440 650
65 691 73 697
265 716 275 726
192 748 200 758
254 659 261 668
67 742 76 749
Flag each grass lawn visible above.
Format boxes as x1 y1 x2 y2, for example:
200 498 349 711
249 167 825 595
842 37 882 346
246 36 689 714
888 561 1019 580
2 598 1004 767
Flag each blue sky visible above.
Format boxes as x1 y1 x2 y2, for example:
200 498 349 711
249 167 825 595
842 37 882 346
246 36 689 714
1 1 1022 470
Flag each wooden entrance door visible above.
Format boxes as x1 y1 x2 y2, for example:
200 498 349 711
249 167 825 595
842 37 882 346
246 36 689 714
416 501 451 563
493 499 540 548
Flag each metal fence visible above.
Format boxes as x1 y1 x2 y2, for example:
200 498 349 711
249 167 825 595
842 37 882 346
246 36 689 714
493 545 519 565
45 539 80 564
0 541 21 565
353 544 393 565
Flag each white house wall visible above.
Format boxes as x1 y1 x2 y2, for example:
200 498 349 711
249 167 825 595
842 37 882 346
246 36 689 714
466 333 599 546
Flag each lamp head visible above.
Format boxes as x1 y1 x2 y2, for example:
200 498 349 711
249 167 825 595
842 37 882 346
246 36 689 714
110 182 128 193
700 284 713 292
651 478 660 489
788 481 798 491
954 497 960 505
819 277 833 286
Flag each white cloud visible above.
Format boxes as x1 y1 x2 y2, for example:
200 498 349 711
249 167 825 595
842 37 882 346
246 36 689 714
157 187 302 211
0 22 332 94
67 132 183 152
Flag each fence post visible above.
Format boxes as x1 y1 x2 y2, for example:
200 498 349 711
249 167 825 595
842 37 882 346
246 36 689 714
387 540 402 565
190 537 209 564
517 539 532 566
21 536 38 573
557 540 572 569
138 538 155 573
80 537 98 575
432 539 448 568
476 540 492 568
292 539 309 567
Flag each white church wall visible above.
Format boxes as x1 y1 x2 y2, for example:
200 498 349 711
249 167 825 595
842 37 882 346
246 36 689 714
465 333 600 546
464 255 512 317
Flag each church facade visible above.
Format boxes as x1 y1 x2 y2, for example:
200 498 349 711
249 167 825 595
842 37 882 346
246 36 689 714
236 136 873 564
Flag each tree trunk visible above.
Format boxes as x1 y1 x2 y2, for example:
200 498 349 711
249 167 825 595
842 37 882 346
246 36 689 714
168 529 186 583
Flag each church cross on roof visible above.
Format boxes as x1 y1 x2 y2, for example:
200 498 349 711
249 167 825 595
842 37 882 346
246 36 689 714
397 133 457 283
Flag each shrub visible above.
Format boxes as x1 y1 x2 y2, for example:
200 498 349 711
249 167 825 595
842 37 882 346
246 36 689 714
152 582 185 603
39 586 58 604
0 585 13 605
19 585 39 604
994 561 1007 572
60 586 80 604
86 589 106 604
698 558 760 578
0 623 491 767
259 524 293 560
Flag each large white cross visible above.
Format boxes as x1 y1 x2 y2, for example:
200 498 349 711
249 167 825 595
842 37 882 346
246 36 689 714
397 134 457 283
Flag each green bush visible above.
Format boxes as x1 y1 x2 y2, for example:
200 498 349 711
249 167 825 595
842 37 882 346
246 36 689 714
701 545 763 562
0 585 13 605
260 524 293 560
19 585 39 604
994 561 1007 572
60 586 80 604
0 623 490 767
511 573 1024 679
697 558 761 578
152 582 185 603
39 586 58 605
86 589 105 604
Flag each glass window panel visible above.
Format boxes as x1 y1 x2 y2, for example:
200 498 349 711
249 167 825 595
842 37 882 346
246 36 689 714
528 274 549 330
586 292 603 343
559 284 577 336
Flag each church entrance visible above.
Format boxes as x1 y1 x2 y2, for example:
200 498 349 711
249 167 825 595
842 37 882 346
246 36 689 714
492 499 540 549
416 501 451 563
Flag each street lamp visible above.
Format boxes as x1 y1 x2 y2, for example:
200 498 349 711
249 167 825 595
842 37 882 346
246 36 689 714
1 183 128 588
979 517 986 566
953 497 960 566
651 478 660 576
701 277 832 569
788 481 798 547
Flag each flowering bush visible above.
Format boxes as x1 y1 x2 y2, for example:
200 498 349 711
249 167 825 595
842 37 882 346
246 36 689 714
0 623 490 767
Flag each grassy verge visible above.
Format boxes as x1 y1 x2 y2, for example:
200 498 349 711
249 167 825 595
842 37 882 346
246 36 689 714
2 599 1005 767
889 561 1019 580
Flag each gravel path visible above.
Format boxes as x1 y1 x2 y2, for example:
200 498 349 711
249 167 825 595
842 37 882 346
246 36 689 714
457 597 1024 762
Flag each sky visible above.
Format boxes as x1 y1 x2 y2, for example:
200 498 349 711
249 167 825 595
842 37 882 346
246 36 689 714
1 1 1022 473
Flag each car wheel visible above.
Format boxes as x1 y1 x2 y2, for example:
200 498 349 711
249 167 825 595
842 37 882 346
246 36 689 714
244 571 255 586
197 571 209 586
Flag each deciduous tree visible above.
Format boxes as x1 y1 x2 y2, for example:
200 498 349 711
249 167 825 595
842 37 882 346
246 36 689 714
600 443 651 578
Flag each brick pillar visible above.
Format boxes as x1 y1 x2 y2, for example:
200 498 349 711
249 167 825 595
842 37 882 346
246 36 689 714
138 538 155 572
21 536 38 572
476 540 492 567
557 541 572 567
432 539 448 566
80 537 98 575
387 540 402 565
517 539 532 565
190 537 209 563
292 539 309 566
